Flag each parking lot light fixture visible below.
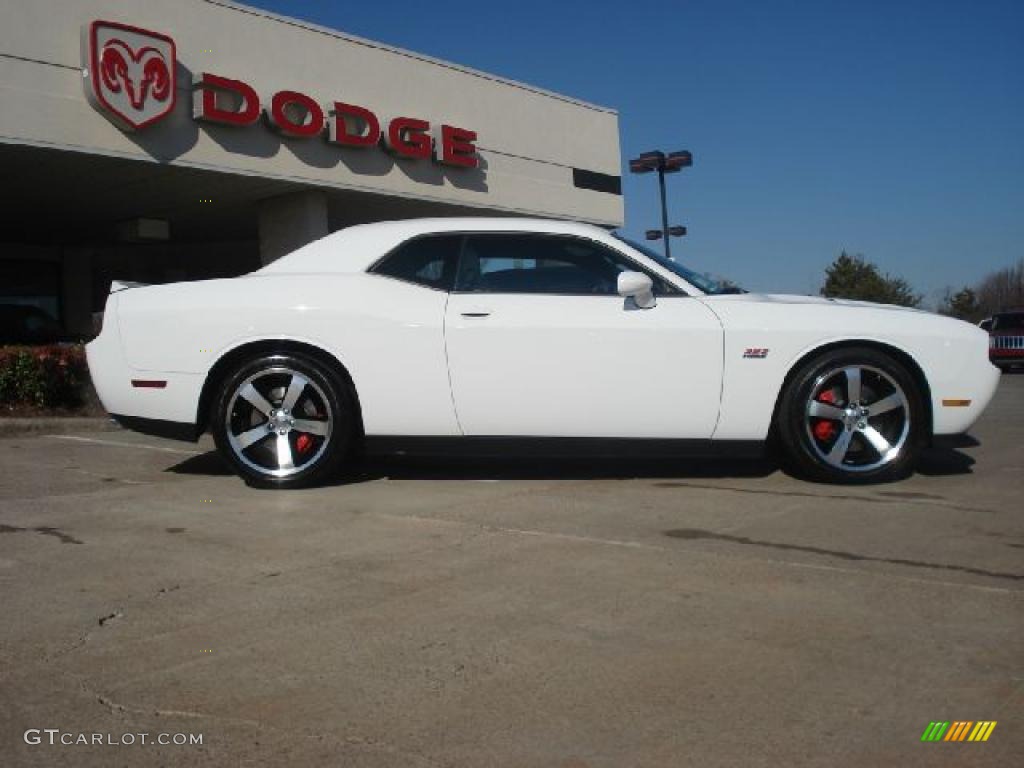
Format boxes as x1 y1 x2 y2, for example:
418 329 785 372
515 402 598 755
628 148 693 259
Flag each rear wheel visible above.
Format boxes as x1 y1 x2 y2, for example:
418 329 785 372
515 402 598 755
212 354 353 488
777 347 926 483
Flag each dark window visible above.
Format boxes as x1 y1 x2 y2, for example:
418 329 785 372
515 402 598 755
572 168 622 195
992 313 1024 331
455 234 679 296
370 235 462 291
0 259 66 343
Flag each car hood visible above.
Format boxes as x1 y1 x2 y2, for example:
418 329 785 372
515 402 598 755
701 292 924 312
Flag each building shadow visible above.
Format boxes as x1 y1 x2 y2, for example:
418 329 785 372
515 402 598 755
123 64 200 162
443 152 489 193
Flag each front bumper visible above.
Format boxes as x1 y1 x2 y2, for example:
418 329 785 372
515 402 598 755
990 351 1024 362
931 345 1001 436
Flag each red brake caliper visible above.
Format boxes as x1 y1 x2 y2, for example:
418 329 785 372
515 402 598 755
295 407 321 455
812 388 839 442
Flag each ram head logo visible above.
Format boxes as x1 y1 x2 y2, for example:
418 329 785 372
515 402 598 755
100 39 171 110
84 21 177 131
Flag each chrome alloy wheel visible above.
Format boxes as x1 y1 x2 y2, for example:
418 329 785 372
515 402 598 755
804 365 911 473
225 366 333 478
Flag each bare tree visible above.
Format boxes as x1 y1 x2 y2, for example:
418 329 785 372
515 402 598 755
975 259 1024 317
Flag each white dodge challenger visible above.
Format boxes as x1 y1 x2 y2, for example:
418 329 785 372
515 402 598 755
87 218 999 488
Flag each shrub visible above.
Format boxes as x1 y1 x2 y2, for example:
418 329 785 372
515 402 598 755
0 344 89 409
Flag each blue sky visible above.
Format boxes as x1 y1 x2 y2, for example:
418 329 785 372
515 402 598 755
248 0 1023 303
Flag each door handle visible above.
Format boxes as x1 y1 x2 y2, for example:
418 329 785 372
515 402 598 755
460 308 491 318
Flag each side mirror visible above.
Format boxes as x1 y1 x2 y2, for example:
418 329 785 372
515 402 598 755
617 271 656 309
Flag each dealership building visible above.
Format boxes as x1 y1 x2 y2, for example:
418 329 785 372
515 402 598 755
0 0 623 338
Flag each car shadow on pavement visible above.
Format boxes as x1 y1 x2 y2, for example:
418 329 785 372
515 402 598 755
165 436 979 485
166 450 781 484
166 451 234 476
914 435 978 477
341 455 780 484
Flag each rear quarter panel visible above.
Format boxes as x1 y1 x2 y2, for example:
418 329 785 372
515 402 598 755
115 273 458 435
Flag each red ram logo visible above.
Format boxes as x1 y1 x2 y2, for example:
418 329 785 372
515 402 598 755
84 21 177 131
99 39 171 110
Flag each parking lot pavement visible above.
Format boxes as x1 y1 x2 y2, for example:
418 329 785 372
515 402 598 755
0 377 1021 767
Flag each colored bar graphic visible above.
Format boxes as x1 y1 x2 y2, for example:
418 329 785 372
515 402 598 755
921 720 996 743
968 722 997 742
944 721 972 741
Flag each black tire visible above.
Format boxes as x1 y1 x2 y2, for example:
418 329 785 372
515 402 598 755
776 347 926 484
211 353 354 489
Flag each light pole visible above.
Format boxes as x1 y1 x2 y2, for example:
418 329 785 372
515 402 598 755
628 149 692 260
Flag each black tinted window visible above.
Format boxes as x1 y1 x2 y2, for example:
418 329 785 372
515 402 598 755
455 234 678 295
371 235 461 290
992 313 1024 331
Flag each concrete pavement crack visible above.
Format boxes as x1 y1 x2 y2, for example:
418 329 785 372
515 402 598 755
664 527 1024 581
44 607 125 662
0 523 83 544
652 481 1001 515
85 682 444 765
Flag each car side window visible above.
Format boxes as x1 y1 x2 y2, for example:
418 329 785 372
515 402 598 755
370 235 462 291
455 234 679 295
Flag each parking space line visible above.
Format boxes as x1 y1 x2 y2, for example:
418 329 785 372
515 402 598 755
46 435 202 456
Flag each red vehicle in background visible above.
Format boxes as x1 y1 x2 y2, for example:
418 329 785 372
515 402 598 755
984 310 1024 372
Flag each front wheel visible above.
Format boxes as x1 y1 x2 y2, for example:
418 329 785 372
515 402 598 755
776 347 926 483
212 354 353 488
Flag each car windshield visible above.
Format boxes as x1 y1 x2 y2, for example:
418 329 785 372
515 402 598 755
613 234 744 295
992 313 1024 331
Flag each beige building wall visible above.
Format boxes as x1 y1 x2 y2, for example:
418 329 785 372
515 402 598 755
0 0 623 226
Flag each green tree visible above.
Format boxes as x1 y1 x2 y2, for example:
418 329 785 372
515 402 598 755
820 251 921 307
938 286 983 321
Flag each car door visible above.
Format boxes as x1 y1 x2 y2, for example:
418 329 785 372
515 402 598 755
444 233 724 438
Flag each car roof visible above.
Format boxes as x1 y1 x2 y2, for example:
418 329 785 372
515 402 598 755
258 217 618 275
